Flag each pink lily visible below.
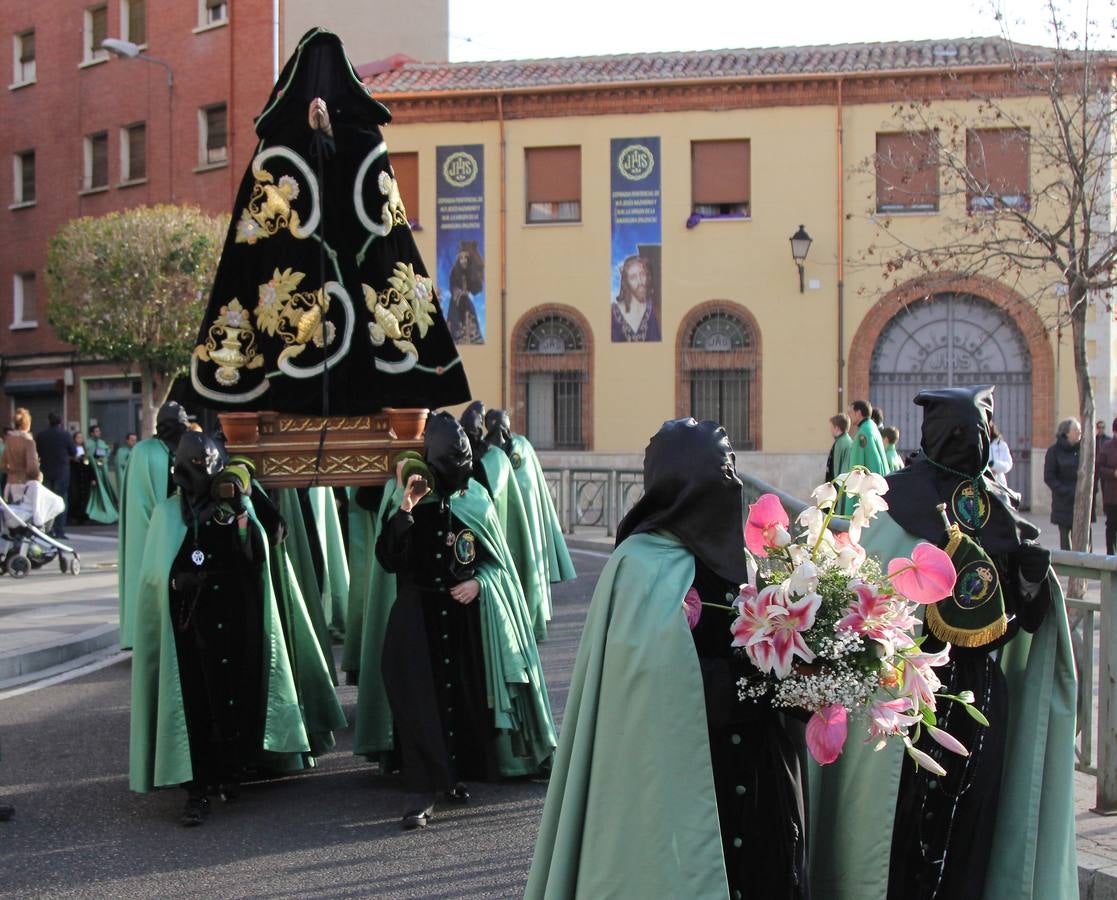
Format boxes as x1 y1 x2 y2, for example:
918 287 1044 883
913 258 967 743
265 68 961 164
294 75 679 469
887 543 956 604
832 531 867 574
682 586 702 630
900 645 951 711
926 724 969 757
806 705 848 765
867 696 922 748
903 737 947 776
745 493 791 558
731 585 820 678
837 582 915 656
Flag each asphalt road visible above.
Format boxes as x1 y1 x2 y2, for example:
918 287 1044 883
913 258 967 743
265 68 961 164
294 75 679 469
0 547 608 899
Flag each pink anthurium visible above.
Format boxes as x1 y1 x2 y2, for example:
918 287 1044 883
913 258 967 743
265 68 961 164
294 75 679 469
806 705 848 765
682 586 702 630
745 493 791 558
887 543 956 604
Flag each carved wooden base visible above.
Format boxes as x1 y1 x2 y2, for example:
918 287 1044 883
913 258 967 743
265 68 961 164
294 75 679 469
219 410 427 488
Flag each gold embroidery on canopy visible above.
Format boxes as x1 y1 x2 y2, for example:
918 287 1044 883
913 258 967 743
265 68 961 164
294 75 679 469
195 299 265 386
364 262 437 359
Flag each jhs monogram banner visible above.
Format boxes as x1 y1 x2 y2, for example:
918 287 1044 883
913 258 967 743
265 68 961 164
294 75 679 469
436 145 486 345
610 137 662 343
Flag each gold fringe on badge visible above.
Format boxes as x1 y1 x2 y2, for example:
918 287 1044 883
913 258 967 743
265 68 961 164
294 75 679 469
925 602 1009 647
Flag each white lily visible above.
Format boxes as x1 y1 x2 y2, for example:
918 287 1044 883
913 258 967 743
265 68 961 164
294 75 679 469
811 482 838 509
787 560 821 596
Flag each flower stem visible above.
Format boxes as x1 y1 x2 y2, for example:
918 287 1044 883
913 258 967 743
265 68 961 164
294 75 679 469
701 601 737 613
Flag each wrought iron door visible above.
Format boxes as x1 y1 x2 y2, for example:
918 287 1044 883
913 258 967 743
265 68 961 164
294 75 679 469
869 292 1033 507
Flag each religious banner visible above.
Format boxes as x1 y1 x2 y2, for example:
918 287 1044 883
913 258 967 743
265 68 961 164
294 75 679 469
610 137 662 343
436 144 486 345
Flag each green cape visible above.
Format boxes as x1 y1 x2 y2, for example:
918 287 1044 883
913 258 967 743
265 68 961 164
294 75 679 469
117 438 172 650
525 530 728 899
808 512 1078 899
848 419 888 477
276 488 336 683
86 437 118 524
129 495 313 792
831 432 854 516
480 445 551 640
308 486 349 639
884 443 904 473
352 479 556 777
111 445 132 497
509 434 576 586
342 487 372 677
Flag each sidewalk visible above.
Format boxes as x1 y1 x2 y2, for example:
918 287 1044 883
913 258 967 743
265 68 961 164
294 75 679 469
2 524 1116 895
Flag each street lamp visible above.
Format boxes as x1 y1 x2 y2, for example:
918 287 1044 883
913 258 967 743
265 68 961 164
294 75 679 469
789 224 812 293
102 38 175 201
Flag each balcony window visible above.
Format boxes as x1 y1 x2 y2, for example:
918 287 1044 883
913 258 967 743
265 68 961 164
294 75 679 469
876 132 939 212
691 140 750 220
967 128 1030 211
84 5 108 64
525 146 581 224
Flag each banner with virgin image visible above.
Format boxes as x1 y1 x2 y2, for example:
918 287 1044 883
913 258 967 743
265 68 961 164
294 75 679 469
610 137 662 343
436 144 485 344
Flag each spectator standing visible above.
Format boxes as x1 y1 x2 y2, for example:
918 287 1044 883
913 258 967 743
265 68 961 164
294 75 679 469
35 413 77 538
848 399 888 477
2 408 40 503
989 421 1014 490
880 425 905 472
826 413 853 484
1044 417 1092 550
1097 418 1117 554
69 432 91 525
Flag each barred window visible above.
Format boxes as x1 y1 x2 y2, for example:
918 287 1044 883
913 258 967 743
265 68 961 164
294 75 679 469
514 308 593 450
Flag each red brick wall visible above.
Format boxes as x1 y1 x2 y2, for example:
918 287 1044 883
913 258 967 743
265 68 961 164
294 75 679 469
0 0 276 369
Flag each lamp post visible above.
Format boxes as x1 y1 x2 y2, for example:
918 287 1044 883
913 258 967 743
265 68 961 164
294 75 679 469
789 225 812 293
102 38 175 202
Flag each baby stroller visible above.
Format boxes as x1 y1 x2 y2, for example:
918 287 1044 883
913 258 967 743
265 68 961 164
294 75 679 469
0 481 81 578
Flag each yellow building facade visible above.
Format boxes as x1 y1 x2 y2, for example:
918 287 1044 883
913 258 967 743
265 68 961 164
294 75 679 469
365 39 1107 509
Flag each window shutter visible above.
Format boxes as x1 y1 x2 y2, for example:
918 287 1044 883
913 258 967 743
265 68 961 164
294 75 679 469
967 128 1029 199
19 32 34 64
876 132 938 210
129 125 146 180
525 147 581 203
207 106 227 150
21 274 36 321
392 152 419 221
691 140 750 205
91 7 108 51
91 133 108 187
129 1 146 45
21 152 35 202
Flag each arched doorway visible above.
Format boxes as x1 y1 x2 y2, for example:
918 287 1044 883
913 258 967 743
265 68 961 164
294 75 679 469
512 305 593 450
676 301 761 450
869 291 1033 505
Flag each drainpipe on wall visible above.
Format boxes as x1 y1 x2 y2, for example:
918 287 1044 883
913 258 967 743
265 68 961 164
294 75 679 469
498 93 508 409
835 76 845 414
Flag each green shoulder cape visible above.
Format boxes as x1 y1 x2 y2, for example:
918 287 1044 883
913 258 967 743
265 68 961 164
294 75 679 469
509 434 576 586
342 486 373 677
308 486 349 639
111 445 132 497
117 438 171 650
128 495 313 792
525 530 727 899
352 479 556 777
276 488 336 682
481 445 551 640
848 420 888 477
85 437 119 525
808 512 1078 899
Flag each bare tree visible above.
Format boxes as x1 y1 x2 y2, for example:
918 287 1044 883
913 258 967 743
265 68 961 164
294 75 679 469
859 2 1117 553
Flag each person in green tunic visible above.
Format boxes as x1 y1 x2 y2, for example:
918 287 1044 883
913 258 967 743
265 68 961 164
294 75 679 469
129 435 318 826
460 401 551 640
308 486 349 640
111 432 137 497
483 409 575 598
353 412 556 829
809 386 1077 900
84 424 118 524
826 414 853 484
118 403 191 650
527 418 809 899
848 400 888 477
880 425 905 473
341 484 381 684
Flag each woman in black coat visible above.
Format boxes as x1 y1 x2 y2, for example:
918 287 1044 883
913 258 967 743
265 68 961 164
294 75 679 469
1044 417 1087 549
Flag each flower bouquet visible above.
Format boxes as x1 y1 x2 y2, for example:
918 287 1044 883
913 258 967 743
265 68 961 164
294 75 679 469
723 469 987 774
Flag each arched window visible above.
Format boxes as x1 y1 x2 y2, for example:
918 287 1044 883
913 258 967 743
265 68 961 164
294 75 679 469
676 302 761 450
513 306 593 450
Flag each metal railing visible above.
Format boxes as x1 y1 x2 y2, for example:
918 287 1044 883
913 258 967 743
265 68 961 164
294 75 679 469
544 464 1115 812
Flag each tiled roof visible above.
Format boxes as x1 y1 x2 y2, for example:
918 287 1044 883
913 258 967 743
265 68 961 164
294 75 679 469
363 37 1061 94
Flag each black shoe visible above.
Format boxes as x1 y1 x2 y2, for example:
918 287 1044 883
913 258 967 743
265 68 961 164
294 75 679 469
218 782 239 803
180 795 209 827
445 782 470 803
0 805 13 822
400 794 436 831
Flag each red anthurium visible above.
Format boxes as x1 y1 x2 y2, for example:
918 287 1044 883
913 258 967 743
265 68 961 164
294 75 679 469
887 543 956 604
745 493 791 558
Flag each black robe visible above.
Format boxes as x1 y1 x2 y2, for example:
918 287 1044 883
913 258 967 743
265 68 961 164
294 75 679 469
179 28 470 415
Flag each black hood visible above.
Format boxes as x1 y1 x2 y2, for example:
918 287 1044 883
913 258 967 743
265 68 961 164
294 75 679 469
484 408 513 454
460 400 487 458
617 418 747 585
917 385 994 476
425 411 473 496
155 402 191 447
173 432 224 519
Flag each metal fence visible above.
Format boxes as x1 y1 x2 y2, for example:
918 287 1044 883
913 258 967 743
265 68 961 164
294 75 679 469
544 464 1115 812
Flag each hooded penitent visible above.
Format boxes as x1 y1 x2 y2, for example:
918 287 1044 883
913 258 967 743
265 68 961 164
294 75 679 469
181 28 469 414
156 402 191 448
423 411 473 496
483 408 512 454
617 417 747 585
173 432 225 523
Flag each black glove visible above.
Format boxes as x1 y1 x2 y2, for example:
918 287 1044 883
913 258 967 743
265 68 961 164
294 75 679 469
1016 541 1051 585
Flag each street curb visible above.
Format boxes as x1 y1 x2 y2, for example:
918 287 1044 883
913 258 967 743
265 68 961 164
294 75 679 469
0 623 119 684
565 537 613 552
1081 853 1117 899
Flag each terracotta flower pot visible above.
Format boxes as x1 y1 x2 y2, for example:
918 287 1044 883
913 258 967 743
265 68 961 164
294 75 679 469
218 412 260 445
384 407 429 441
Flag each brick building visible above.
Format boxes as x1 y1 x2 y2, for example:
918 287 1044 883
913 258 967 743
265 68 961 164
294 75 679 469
1 0 447 441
